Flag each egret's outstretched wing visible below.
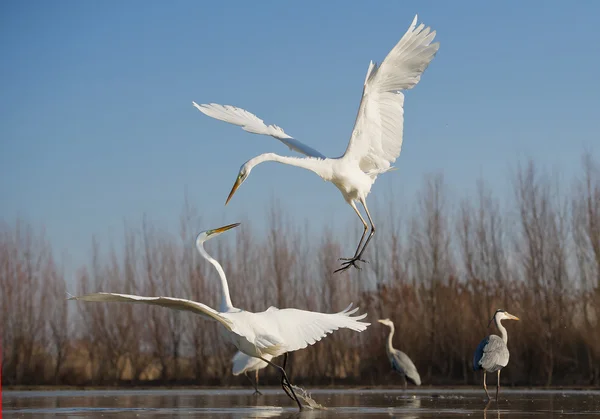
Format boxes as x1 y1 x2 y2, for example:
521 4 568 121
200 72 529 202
69 292 234 331
193 102 326 159
231 351 271 376
391 349 421 385
254 303 369 354
342 15 439 174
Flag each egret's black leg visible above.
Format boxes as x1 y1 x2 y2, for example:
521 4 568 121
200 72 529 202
279 353 294 400
253 370 262 395
244 371 261 395
259 355 302 411
335 201 369 273
336 198 375 273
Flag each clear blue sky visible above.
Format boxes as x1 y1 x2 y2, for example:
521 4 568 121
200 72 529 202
1 1 599 275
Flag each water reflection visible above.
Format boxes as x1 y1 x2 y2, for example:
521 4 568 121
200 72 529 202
2 388 599 418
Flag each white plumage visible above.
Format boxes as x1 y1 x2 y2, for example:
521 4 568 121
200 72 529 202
231 350 271 395
69 222 369 409
193 15 440 273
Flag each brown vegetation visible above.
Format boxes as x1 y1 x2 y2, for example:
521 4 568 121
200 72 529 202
1 154 599 387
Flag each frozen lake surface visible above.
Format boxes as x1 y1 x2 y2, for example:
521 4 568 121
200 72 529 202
3 388 600 418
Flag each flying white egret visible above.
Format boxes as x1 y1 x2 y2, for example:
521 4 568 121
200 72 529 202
231 350 271 395
378 318 421 388
69 222 369 410
473 309 520 401
193 15 440 273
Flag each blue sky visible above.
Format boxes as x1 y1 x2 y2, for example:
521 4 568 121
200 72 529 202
1 0 599 276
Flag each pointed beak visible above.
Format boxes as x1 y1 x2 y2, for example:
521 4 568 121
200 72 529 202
507 313 520 321
377 319 385 324
208 222 241 236
225 177 242 206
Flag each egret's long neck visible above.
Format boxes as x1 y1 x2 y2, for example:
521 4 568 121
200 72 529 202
495 317 508 344
386 324 396 353
196 242 234 312
253 153 332 181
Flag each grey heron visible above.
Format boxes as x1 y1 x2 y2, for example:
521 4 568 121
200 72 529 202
473 309 520 401
378 318 421 388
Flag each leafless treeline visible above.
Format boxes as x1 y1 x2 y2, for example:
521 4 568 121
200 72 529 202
1 155 599 387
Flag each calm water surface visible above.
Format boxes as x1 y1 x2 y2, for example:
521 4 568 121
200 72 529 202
3 388 599 418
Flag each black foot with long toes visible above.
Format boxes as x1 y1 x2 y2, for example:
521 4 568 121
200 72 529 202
253 389 263 396
334 256 368 273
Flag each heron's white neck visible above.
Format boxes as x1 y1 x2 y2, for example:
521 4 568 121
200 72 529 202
385 324 396 353
250 153 333 181
196 242 234 312
495 316 508 344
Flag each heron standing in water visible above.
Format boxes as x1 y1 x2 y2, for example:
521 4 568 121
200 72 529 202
473 309 520 401
378 318 421 388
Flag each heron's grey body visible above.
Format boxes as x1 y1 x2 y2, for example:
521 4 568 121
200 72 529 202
378 319 421 388
473 334 509 373
473 309 519 401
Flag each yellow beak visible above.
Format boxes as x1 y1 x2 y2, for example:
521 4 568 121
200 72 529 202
225 176 242 206
208 223 241 236
508 313 520 321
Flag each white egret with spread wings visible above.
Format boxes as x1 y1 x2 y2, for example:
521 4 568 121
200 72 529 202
473 309 520 401
69 223 369 410
193 15 440 273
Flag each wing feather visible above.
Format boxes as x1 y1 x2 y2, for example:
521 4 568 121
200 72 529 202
69 292 235 331
342 15 439 174
253 303 369 353
231 351 271 375
193 102 326 159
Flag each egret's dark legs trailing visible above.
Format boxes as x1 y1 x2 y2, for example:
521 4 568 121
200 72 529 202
260 354 302 410
244 371 262 395
254 370 262 395
335 199 375 273
279 353 294 401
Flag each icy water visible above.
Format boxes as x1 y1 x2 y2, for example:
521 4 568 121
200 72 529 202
2 388 599 418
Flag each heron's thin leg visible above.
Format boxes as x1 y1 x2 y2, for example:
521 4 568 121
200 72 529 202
483 371 490 400
259 356 302 410
496 370 500 401
244 371 261 395
403 375 407 390
254 370 262 395
335 200 370 273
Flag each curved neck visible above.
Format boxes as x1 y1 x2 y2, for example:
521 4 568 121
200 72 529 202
251 153 332 181
196 242 234 312
386 324 396 353
495 317 508 344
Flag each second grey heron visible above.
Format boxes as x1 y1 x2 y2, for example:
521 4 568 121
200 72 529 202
473 309 520 401
378 318 421 388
